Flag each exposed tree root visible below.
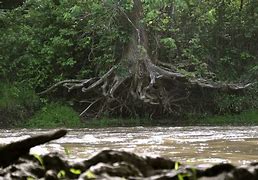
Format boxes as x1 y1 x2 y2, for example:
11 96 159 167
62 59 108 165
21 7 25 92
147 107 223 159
38 54 252 119
38 0 253 119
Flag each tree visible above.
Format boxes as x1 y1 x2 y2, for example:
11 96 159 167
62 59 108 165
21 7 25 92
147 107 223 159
39 0 252 119
0 0 25 9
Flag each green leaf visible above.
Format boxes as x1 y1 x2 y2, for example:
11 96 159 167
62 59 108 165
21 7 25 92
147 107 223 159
64 147 70 156
174 161 180 170
27 177 35 180
85 170 96 179
160 38 177 49
70 168 81 175
57 170 66 178
177 174 185 180
33 154 44 167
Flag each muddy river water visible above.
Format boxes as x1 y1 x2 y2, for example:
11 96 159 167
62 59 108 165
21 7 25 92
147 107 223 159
0 126 258 165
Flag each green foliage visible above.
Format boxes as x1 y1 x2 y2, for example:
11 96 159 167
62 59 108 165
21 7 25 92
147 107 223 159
1 0 257 84
190 110 258 126
215 94 256 114
143 0 258 81
0 83 40 127
26 177 36 180
141 0 258 117
1 0 257 121
0 83 39 109
57 170 66 179
33 154 44 167
0 0 129 90
174 161 180 170
160 38 177 49
24 103 81 128
214 83 258 114
69 168 81 175
84 170 96 179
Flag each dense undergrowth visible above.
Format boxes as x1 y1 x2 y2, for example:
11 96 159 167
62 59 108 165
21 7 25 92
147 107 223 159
0 83 40 127
22 103 82 128
1 83 257 128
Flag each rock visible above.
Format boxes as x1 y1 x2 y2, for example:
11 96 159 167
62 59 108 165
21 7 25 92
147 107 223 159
227 167 256 180
45 170 58 180
0 155 45 180
1 130 258 179
81 150 153 175
198 163 235 178
42 153 68 171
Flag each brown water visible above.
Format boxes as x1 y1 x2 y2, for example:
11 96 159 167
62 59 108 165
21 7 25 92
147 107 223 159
0 126 258 165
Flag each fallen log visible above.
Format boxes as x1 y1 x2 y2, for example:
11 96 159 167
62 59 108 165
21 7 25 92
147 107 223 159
0 129 67 168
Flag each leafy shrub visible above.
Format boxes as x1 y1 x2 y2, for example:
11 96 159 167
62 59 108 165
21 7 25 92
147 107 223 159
0 83 40 127
25 103 81 128
214 88 258 114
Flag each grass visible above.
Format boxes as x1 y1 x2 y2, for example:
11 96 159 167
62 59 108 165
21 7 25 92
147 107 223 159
19 109 157 128
2 83 257 128
22 103 83 128
83 109 258 127
186 110 258 126
18 108 258 128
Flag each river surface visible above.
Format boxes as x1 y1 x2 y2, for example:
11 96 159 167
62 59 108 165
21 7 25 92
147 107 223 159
0 126 258 165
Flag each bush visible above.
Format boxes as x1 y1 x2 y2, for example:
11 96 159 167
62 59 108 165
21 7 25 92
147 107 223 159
24 103 81 128
0 83 40 127
214 84 258 114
